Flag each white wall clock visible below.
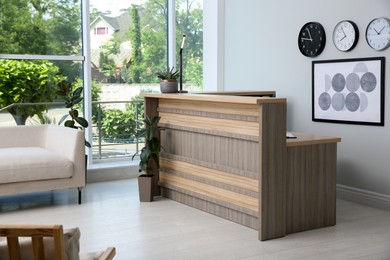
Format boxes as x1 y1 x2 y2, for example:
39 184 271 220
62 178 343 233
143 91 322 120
365 17 390 51
333 20 359 52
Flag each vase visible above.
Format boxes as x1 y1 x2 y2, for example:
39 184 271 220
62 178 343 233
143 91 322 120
160 80 178 93
138 174 154 202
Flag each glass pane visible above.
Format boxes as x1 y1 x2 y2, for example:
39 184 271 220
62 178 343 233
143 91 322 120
89 0 168 159
90 0 167 85
0 0 82 56
0 59 83 126
176 0 203 91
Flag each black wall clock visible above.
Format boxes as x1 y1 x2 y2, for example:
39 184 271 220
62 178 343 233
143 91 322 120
298 22 326 57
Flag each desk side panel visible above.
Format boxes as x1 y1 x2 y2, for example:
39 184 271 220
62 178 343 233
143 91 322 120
286 143 337 233
258 102 287 240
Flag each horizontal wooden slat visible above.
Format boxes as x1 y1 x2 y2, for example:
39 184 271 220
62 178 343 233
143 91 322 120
159 99 260 117
197 90 276 97
159 112 259 137
0 225 62 237
160 172 259 212
160 157 258 192
142 93 286 105
162 188 259 229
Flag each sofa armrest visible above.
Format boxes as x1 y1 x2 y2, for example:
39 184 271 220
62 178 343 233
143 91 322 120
44 125 86 186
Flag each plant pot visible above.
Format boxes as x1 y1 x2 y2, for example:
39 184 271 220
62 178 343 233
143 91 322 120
138 174 154 202
160 80 178 93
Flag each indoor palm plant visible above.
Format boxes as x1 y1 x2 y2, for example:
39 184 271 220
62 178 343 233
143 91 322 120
132 115 162 202
156 67 179 93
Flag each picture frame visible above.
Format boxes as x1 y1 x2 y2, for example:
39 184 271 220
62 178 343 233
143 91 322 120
312 57 385 126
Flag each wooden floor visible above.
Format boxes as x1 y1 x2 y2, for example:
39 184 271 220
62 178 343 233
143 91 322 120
1 178 390 259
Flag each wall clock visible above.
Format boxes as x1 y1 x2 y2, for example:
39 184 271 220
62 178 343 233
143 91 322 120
365 17 390 51
298 22 326 57
332 20 359 52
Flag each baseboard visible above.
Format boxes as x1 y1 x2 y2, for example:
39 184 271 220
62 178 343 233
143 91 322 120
337 184 390 212
87 163 139 183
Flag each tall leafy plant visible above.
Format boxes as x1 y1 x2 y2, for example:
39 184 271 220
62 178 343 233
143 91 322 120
132 116 162 175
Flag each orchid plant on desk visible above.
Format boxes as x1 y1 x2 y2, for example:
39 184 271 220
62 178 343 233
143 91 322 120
156 67 180 93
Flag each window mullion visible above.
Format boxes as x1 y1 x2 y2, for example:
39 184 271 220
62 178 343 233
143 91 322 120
168 0 176 69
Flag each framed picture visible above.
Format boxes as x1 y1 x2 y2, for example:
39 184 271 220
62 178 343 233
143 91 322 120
312 57 385 126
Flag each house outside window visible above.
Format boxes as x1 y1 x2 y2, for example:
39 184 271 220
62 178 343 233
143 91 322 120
95 27 109 35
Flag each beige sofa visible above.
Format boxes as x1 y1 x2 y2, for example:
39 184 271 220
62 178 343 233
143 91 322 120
0 125 86 204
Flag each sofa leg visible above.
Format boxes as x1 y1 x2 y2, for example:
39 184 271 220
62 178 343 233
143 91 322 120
78 188 82 204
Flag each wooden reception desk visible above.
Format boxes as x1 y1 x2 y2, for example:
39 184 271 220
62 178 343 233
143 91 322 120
142 92 340 241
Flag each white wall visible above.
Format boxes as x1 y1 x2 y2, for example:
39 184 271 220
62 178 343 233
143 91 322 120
222 0 390 201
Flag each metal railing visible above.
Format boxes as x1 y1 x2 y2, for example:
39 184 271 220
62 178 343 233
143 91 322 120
92 100 144 159
0 100 144 160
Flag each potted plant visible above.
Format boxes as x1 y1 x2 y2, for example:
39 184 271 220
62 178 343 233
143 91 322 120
132 115 162 202
56 80 91 148
156 67 180 93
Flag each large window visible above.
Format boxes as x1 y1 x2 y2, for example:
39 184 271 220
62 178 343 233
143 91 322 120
0 0 203 163
0 0 84 127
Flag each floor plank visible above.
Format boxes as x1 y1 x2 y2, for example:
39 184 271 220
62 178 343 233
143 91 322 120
1 178 390 259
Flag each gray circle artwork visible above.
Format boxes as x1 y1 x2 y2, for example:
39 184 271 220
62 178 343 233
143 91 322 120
345 92 360 112
346 73 360 92
318 92 331 111
360 93 368 112
332 92 345 111
332 73 346 92
361 72 377 92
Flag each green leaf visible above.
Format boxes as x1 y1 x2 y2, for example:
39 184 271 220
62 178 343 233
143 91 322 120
148 137 160 153
150 115 160 126
150 153 159 169
69 109 79 118
85 140 91 148
64 120 75 127
134 128 146 138
74 117 89 128
140 148 150 163
71 97 83 106
73 87 83 97
58 114 69 125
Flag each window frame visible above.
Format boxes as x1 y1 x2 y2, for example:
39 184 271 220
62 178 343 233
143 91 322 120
0 0 208 165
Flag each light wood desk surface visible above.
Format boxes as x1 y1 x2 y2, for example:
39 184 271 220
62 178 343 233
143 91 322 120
287 132 341 147
141 92 286 105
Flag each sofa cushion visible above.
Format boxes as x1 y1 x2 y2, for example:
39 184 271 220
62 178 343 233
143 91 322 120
0 147 74 184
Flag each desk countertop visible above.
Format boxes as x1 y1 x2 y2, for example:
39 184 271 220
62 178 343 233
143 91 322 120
286 132 341 147
141 92 286 105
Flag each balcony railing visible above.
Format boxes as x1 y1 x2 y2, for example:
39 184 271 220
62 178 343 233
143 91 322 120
0 100 144 161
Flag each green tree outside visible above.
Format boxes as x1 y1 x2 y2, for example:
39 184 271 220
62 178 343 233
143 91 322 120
0 60 65 125
129 4 143 83
122 0 203 86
